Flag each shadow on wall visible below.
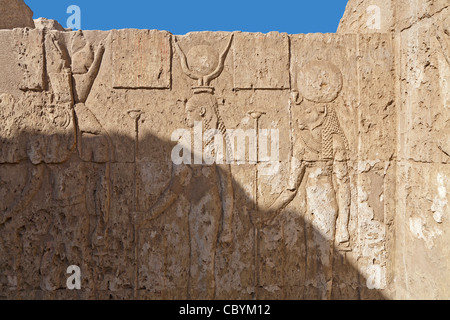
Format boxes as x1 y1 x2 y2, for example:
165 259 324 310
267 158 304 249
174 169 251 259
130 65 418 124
0 128 386 300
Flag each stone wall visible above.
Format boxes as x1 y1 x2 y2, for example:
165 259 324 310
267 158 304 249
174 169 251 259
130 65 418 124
0 0 448 300
340 0 450 300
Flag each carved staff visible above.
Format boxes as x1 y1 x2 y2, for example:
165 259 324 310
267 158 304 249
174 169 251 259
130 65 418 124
248 110 266 300
127 109 144 299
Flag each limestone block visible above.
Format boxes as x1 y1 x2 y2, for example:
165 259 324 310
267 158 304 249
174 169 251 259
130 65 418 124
393 5 450 299
0 31 23 98
398 9 450 164
353 160 393 293
14 28 46 92
233 32 290 90
111 30 172 89
357 33 396 161
395 162 450 299
34 18 65 31
338 0 395 33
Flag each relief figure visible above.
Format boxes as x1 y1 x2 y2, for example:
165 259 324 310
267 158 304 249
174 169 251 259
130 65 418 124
134 35 234 299
0 31 111 294
251 61 351 299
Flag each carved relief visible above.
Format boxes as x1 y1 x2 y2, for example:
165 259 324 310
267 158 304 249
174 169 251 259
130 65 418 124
69 32 113 257
134 35 235 299
44 32 72 103
2 7 444 298
1 30 112 295
251 60 351 299
176 36 233 88
43 31 113 250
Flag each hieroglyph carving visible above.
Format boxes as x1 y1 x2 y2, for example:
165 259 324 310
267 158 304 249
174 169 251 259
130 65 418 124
41 31 113 251
1 30 111 293
134 35 235 299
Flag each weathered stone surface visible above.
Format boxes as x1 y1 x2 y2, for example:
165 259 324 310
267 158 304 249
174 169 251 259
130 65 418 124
233 32 290 89
394 0 449 32
0 31 23 98
111 30 172 89
34 18 65 31
0 0 449 301
395 163 450 299
0 0 35 30
395 4 450 300
338 0 449 33
338 0 395 33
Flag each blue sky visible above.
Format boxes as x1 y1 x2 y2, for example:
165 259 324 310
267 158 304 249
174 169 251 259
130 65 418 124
27 0 349 34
